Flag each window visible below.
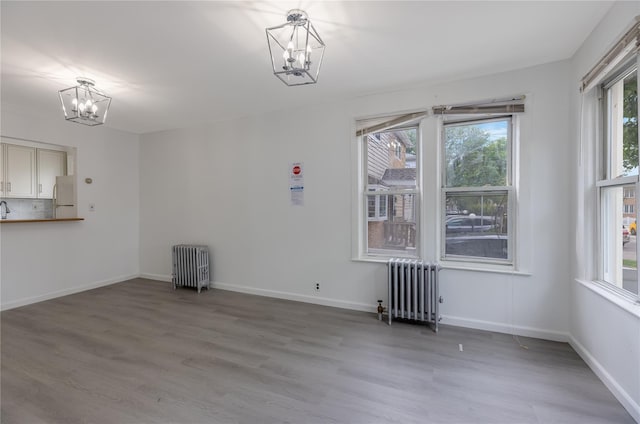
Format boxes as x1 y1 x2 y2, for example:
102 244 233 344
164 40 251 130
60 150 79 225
367 185 388 221
624 187 635 198
442 117 513 263
395 143 402 159
361 125 419 257
598 61 639 297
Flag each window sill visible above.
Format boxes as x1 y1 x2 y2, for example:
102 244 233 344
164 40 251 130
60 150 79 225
440 261 531 276
352 256 418 264
351 256 531 276
575 279 640 319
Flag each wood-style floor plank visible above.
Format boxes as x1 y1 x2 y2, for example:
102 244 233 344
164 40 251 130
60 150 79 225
1 278 634 423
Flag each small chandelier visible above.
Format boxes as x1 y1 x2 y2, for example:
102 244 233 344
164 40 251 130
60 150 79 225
58 78 112 126
266 9 325 86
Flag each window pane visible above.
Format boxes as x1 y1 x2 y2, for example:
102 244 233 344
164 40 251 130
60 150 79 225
607 69 638 178
445 192 508 260
367 193 388 221
367 193 416 254
367 127 417 188
601 185 638 295
444 119 509 187
367 196 376 218
379 194 387 217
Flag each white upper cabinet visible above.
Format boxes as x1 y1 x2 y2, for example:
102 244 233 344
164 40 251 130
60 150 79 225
4 144 37 198
37 149 66 199
1 143 68 200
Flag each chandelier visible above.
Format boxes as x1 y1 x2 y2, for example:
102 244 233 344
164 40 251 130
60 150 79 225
266 9 325 86
58 78 112 126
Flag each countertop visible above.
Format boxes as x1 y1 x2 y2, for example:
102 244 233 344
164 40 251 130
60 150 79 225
0 218 84 224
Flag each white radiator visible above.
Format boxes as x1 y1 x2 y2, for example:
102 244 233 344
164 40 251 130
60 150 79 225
172 245 210 293
388 258 442 332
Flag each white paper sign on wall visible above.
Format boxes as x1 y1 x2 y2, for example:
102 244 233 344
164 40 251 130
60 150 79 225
290 162 304 206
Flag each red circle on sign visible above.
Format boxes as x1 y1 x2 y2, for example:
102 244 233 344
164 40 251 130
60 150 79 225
293 166 301 175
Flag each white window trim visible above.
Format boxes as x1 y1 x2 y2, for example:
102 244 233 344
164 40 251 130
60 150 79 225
439 115 517 266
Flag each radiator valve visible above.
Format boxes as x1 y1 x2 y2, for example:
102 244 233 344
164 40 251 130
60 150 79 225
377 300 385 321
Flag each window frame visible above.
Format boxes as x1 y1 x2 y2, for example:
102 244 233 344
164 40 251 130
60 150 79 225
440 115 516 265
596 58 639 300
358 122 422 260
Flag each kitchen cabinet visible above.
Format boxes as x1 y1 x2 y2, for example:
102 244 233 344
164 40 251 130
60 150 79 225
1 143 67 200
3 144 37 198
37 149 66 199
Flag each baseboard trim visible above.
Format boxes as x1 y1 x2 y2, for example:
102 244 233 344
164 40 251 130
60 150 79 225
1 274 139 311
139 273 172 283
569 336 640 423
211 281 376 313
142 275 571 337
441 315 570 342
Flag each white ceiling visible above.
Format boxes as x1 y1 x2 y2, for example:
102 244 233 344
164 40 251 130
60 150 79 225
1 1 614 134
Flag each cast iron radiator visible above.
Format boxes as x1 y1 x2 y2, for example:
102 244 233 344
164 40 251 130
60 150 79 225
172 245 210 293
388 258 443 332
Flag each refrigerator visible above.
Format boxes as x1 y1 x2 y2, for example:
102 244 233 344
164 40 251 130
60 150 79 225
53 175 77 218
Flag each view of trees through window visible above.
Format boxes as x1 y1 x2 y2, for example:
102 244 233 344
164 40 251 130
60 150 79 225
443 118 511 261
445 123 507 188
621 71 638 173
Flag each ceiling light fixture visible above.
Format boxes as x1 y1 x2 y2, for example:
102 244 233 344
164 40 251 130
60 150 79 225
58 78 111 126
266 9 325 86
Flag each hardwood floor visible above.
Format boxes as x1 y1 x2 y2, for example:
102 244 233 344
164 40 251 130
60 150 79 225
1 278 634 423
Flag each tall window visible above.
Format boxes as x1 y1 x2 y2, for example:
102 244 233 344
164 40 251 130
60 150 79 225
599 61 638 297
442 117 513 263
362 126 419 257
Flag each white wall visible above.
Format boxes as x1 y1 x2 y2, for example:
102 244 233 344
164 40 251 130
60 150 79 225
570 2 640 421
140 59 573 341
0 110 140 310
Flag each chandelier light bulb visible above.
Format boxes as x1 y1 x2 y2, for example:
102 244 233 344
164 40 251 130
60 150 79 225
72 98 78 106
91 104 98 114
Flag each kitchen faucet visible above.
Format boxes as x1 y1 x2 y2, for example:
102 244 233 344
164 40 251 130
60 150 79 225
0 200 10 219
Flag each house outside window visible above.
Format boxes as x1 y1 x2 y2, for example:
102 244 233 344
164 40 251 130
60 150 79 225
442 117 514 263
361 125 419 258
598 61 638 297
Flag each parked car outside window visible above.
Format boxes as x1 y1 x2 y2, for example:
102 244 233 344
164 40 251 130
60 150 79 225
445 215 496 234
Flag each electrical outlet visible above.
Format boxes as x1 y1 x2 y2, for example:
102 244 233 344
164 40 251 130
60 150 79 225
314 282 320 292
89 203 96 212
